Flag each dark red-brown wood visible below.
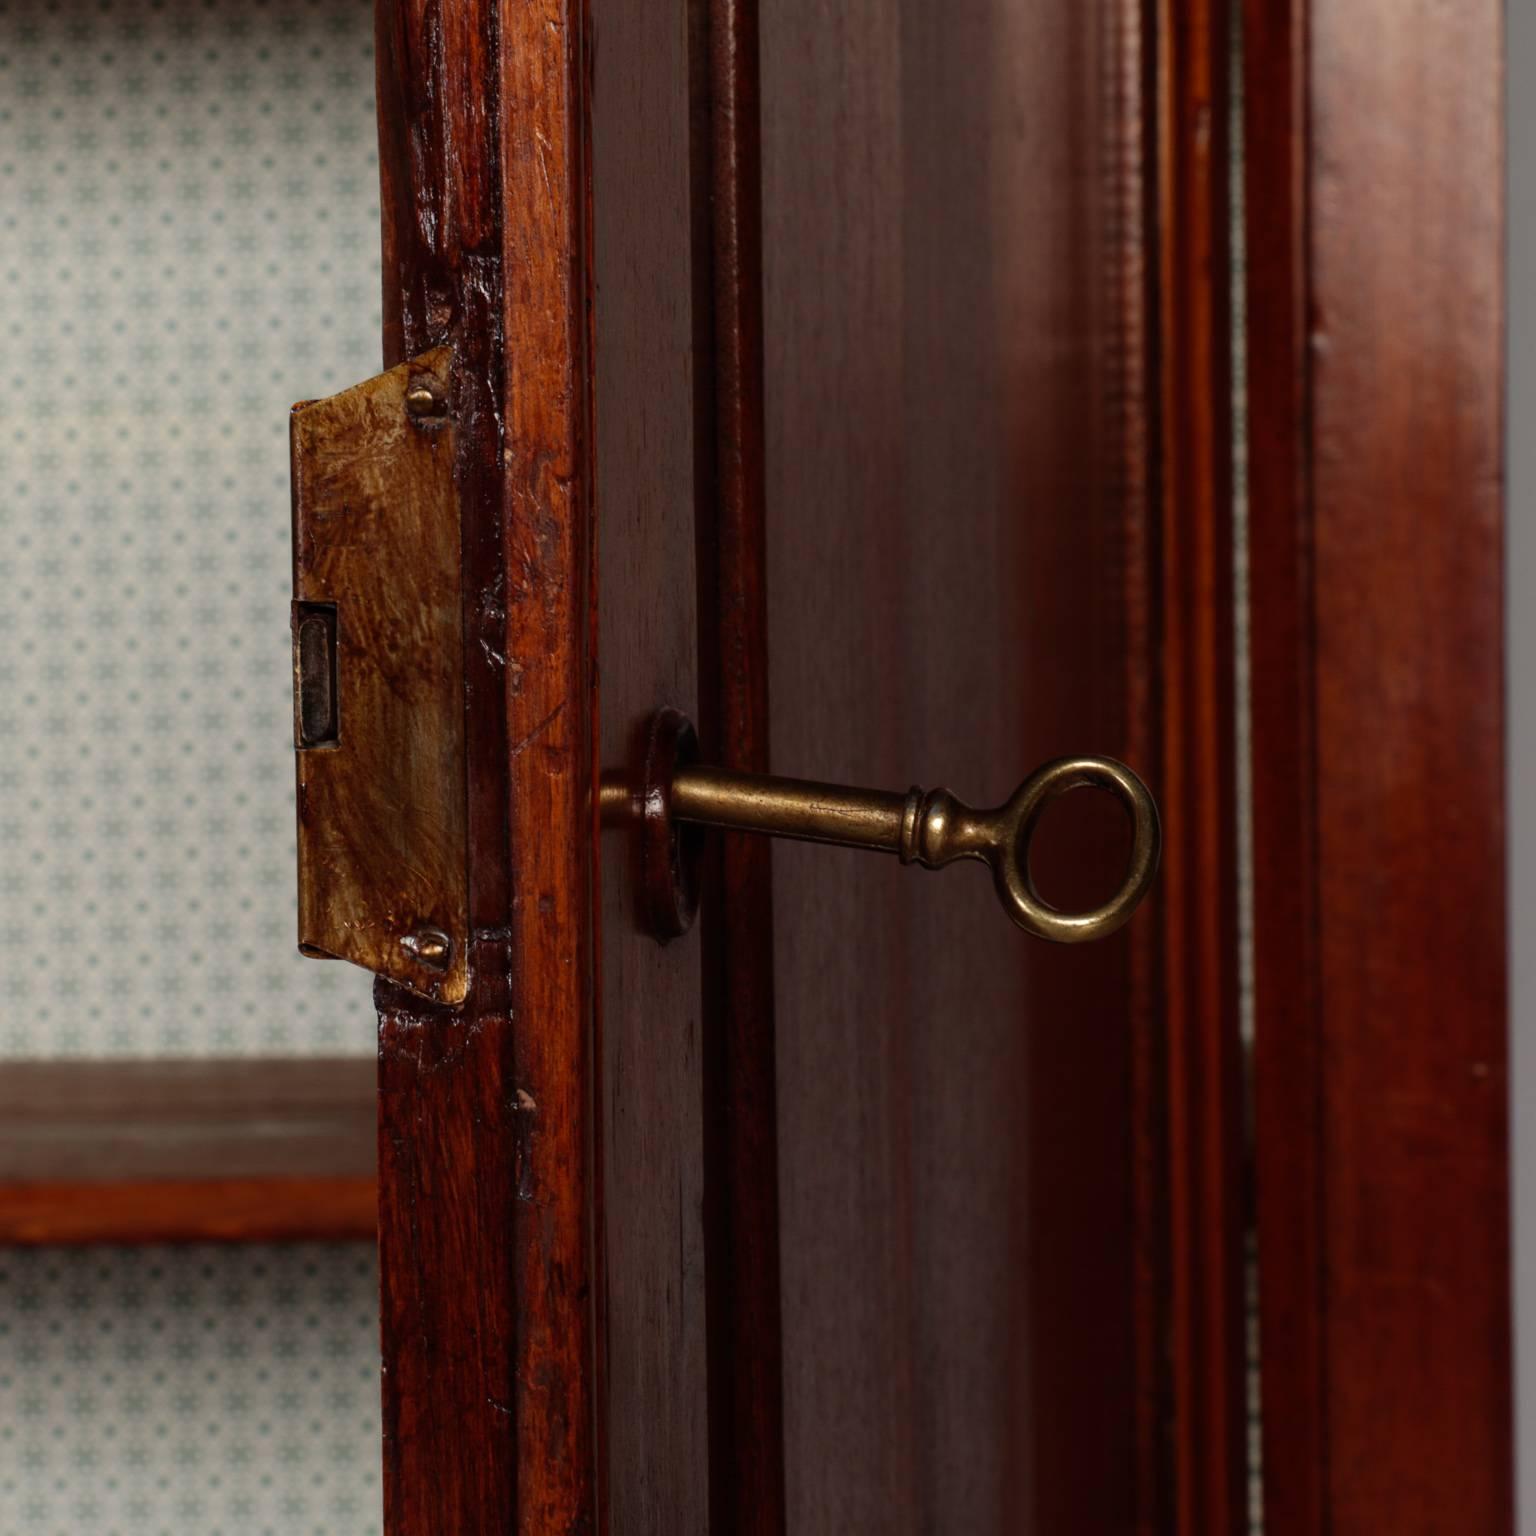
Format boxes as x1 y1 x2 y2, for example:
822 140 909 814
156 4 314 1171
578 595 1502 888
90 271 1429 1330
1242 4 1321 1528
362 2 1254 1532
1153 1 1248 1531
756 3 1167 1530
1246 1 1512 1531
372 0 596 1533
693 2 787 1532
0 1177 375 1247
590 0 711 1526
291 347 470 1003
0 1058 375 1245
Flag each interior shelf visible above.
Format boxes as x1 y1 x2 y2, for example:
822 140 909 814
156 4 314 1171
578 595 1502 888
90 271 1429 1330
0 1058 376 1246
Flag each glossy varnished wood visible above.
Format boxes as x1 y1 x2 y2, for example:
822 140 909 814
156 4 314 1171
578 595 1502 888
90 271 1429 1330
372 0 595 1532
1241 5 1321 1529
0 1177 375 1247
591 0 710 1526
1246 0 1511 1530
1153 2 1247 1531
361 0 1250 1529
694 3 787 1530
0 1059 375 1244
759 3 1159 1529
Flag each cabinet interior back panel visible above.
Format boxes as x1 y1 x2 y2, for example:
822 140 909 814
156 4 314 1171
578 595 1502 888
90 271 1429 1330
0 0 381 1057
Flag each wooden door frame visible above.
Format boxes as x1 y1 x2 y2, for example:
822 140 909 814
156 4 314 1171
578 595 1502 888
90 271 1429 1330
1244 1 1512 1532
1151 0 1250 1531
368 1 786 1532
372 1 596 1530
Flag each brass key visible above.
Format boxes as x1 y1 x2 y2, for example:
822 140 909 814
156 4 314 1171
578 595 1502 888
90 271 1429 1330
600 709 1159 944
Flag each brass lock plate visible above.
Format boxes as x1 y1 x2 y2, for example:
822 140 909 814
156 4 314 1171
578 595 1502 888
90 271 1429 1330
289 347 469 1004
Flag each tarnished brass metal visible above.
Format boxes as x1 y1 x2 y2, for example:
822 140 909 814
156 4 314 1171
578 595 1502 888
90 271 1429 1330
290 346 470 1003
401 927 454 972
603 709 1160 944
293 601 340 749
404 379 445 421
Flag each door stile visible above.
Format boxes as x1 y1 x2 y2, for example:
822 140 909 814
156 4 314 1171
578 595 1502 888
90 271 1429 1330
373 0 599 1533
1246 0 1511 1530
1240 4 1323 1529
1151 1 1249 1531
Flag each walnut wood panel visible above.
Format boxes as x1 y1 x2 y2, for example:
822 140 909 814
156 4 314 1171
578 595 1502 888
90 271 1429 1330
291 346 469 1004
372 0 596 1533
590 0 711 1527
0 1058 375 1244
1246 0 1512 1530
759 2 1157 1529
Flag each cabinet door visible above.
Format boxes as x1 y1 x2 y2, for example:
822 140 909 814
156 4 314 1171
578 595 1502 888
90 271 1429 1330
357 2 1219 1534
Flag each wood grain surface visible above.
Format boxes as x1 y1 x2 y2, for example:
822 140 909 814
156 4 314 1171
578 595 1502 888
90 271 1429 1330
372 0 597 1530
0 1177 377 1247
590 0 711 1527
758 2 1160 1529
0 1058 375 1244
1242 4 1321 1526
1246 0 1512 1531
1153 2 1248 1530
359 1 1258 1531
693 1 787 1531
